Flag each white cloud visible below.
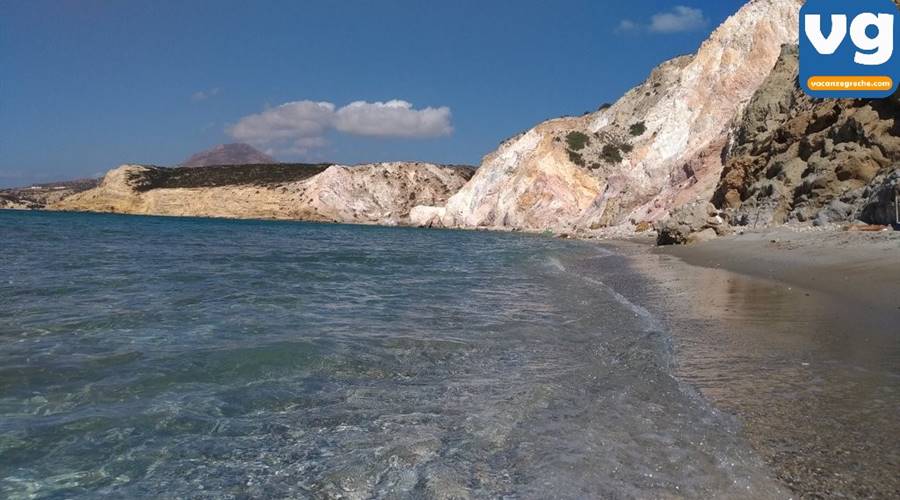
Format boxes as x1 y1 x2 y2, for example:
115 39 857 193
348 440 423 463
228 101 335 144
227 99 452 156
616 20 639 33
191 87 221 101
615 6 707 34
649 6 707 33
334 100 452 138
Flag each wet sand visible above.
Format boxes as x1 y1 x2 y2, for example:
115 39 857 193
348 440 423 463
662 228 900 312
607 229 900 498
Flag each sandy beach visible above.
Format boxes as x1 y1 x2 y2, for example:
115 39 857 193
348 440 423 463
608 229 900 498
661 228 900 312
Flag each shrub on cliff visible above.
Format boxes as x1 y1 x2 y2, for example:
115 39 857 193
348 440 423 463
566 132 590 151
629 122 646 136
568 150 586 166
601 144 623 164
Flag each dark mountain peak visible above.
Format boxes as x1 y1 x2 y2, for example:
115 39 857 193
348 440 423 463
180 143 276 167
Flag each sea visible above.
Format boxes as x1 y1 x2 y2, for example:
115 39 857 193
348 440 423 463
0 210 785 499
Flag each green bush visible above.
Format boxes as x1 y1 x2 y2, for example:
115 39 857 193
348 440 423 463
620 143 634 154
601 144 622 164
565 131 590 151
567 150 586 166
629 122 647 136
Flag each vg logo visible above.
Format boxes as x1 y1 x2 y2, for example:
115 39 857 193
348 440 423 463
801 0 900 98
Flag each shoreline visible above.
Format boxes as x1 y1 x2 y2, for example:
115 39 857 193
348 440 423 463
656 228 900 312
610 228 900 498
3 209 898 496
1 210 793 498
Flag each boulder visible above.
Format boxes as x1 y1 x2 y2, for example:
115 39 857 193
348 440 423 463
656 201 732 245
858 170 900 226
410 206 448 228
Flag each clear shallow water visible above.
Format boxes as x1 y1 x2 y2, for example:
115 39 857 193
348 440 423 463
0 211 782 499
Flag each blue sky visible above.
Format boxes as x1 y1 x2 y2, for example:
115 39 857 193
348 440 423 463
1 0 747 187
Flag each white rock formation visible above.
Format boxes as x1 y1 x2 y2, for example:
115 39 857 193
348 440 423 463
414 0 803 232
296 163 473 224
54 162 472 225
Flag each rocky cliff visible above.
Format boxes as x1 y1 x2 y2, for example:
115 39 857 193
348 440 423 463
658 46 900 244
27 0 900 239
53 162 474 225
412 0 803 232
715 46 899 227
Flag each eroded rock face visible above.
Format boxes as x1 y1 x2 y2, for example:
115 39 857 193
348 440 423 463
416 0 802 232
53 163 473 225
295 163 474 224
713 45 900 228
0 197 31 210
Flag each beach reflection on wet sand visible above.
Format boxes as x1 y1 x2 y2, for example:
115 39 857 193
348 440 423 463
631 249 900 498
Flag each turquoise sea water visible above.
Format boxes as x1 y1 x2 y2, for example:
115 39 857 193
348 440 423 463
0 210 782 499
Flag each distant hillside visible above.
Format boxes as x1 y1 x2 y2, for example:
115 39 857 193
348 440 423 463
128 163 331 191
180 143 275 167
52 162 475 225
0 178 100 210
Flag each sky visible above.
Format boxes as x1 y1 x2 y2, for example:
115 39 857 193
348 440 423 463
1 0 749 187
